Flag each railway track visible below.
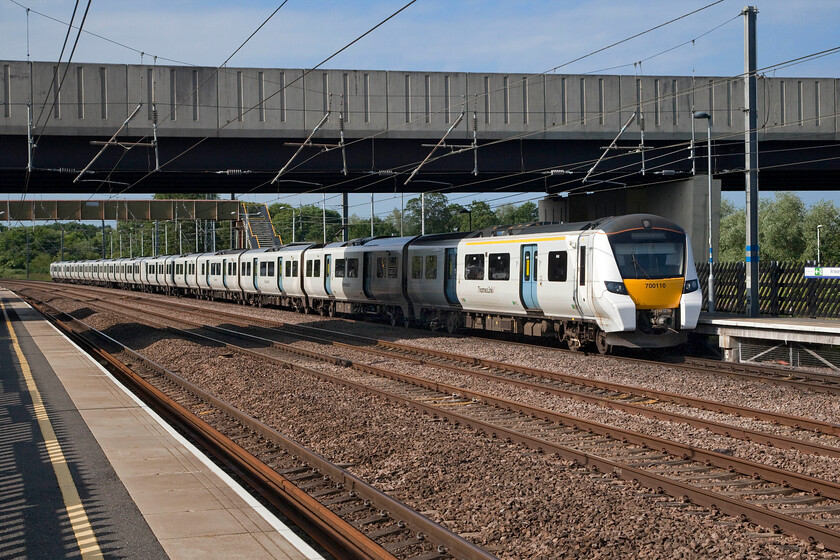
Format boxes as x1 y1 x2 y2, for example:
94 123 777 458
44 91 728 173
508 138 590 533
23 283 840 459
14 294 493 560
13 282 840 552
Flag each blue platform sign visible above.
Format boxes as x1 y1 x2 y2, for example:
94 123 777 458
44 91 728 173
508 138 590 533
804 266 840 278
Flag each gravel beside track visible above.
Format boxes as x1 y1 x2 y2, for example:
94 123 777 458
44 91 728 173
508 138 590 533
18 285 840 558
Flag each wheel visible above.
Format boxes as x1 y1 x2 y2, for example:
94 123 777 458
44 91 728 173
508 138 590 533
595 329 611 355
328 303 336 317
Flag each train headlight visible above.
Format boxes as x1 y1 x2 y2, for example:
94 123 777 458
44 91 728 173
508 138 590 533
683 279 699 293
605 281 628 295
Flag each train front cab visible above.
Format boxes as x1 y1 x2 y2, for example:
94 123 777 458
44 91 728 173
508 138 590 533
589 215 702 350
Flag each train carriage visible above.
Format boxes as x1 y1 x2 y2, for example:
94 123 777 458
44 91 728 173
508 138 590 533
405 232 466 330
50 213 702 352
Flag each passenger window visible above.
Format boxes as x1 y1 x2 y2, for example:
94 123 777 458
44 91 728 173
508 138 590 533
387 256 398 279
347 258 358 278
292 261 298 276
548 251 568 282
489 253 509 280
232 262 237 275
335 259 345 278
314 260 321 277
305 260 313 277
259 262 266 277
425 255 437 279
285 261 291 277
412 256 422 279
376 257 385 278
267 262 275 276
465 254 484 280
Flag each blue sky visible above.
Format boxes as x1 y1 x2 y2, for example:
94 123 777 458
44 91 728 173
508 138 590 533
1 0 838 219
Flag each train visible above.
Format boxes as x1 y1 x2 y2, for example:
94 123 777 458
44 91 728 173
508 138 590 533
50 213 703 353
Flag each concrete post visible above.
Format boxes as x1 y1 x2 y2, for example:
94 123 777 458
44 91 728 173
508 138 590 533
744 6 760 316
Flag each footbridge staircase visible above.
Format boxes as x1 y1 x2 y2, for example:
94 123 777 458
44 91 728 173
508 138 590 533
242 202 282 249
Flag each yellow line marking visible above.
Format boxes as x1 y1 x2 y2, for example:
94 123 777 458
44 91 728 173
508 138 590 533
465 236 566 246
1 299 104 560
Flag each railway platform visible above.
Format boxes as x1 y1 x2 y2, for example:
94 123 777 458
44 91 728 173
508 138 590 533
696 313 840 370
0 288 324 560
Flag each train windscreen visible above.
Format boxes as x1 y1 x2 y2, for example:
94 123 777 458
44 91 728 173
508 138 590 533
608 229 686 279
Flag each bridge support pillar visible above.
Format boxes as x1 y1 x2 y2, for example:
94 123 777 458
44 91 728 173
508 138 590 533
538 175 720 264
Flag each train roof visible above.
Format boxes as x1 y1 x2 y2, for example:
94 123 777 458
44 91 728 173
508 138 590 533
465 214 684 238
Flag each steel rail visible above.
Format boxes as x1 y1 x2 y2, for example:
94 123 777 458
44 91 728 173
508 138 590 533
13 282 840 442
25 299 494 560
76 290 840 460
27 280 840 394
30 286 840 550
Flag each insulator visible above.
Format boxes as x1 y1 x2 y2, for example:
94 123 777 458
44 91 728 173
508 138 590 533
152 108 158 125
339 116 345 132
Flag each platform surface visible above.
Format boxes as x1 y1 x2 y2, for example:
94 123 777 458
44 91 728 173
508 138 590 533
697 312 840 345
0 288 324 560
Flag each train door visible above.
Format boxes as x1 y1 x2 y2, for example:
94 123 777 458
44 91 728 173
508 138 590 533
574 234 595 317
324 254 332 295
520 244 540 310
252 258 259 291
444 248 458 304
363 252 373 298
222 259 228 289
276 257 284 292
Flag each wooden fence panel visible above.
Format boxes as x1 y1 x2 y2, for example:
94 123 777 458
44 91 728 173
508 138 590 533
695 261 840 317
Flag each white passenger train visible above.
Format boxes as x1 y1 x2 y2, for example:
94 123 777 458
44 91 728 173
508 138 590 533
50 214 703 352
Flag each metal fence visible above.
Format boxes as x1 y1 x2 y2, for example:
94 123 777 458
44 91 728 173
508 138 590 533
695 262 840 317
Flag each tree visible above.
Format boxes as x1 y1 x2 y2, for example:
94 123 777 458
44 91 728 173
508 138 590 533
496 201 539 225
403 193 450 235
758 192 806 262
805 200 840 264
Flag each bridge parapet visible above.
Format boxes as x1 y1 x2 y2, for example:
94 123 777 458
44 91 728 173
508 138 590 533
2 60 836 142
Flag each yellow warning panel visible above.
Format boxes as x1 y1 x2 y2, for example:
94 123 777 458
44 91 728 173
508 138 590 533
623 278 684 310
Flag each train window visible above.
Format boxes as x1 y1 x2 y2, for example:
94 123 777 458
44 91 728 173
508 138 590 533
489 253 510 280
608 229 686 279
425 256 437 280
314 260 321 277
346 258 358 278
387 257 398 279
579 247 586 286
412 256 423 279
285 261 291 277
375 257 385 278
547 251 568 282
292 261 298 276
465 254 485 280
201 263 206 276
335 259 345 278
267 262 275 276
261 261 268 277
231 262 237 276
305 260 313 277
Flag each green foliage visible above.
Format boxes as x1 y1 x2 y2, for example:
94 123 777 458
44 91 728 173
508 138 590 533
719 193 840 263
0 198 546 278
153 193 219 200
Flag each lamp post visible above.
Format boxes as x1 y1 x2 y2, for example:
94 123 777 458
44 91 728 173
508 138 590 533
817 224 824 266
459 207 472 232
693 111 714 313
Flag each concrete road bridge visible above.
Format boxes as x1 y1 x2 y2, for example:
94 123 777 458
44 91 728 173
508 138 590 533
1 60 837 200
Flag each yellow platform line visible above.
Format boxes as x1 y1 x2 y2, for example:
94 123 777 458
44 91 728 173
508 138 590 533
1 300 104 560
